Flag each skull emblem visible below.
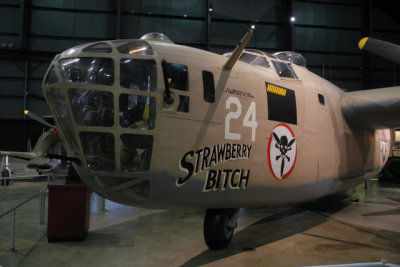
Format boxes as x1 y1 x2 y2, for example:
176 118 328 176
273 132 296 177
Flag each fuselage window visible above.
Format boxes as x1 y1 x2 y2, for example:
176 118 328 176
46 88 79 150
120 59 157 92
120 134 153 171
82 42 112 53
79 132 115 171
164 62 189 91
202 70 215 103
272 61 298 79
58 57 114 86
69 89 114 127
119 93 156 130
266 82 297 125
178 95 190 113
318 93 325 105
113 40 153 55
44 65 58 85
163 61 189 113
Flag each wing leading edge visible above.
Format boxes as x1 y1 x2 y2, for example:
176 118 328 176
341 86 400 129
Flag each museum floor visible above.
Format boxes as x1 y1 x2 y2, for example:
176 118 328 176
0 178 399 267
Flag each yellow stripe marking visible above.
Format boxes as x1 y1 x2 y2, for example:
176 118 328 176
267 84 287 96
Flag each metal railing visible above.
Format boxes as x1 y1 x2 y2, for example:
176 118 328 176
1 175 50 201
0 190 47 252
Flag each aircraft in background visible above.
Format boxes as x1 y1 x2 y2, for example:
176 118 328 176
40 29 400 250
0 113 61 176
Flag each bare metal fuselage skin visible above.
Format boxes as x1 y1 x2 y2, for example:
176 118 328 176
42 39 392 209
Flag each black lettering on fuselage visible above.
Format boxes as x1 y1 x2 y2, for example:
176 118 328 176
202 147 210 170
177 151 194 186
203 168 250 192
178 143 253 187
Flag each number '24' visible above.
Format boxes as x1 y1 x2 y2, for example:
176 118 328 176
225 96 257 142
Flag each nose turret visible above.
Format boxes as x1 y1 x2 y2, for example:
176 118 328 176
42 38 160 205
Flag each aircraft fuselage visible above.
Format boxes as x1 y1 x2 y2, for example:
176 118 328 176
42 37 392 209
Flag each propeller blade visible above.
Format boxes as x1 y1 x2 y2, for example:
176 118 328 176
358 37 400 65
24 110 56 128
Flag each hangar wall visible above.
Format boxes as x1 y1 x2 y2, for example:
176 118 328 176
0 0 399 150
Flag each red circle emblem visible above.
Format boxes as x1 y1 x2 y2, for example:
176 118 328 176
267 123 297 180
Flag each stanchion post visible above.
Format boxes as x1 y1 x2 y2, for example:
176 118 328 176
39 190 46 225
101 196 106 212
9 210 16 253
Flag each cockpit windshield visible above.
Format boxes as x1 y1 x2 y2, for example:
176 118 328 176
273 51 307 67
223 49 271 68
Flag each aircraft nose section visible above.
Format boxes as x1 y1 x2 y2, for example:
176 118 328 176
42 39 159 205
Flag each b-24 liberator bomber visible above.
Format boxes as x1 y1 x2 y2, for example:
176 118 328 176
41 30 400 250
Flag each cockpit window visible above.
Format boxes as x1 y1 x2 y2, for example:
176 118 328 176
83 42 112 53
273 51 307 67
272 61 298 79
113 40 153 55
68 89 114 127
223 50 272 69
44 65 58 85
59 58 114 86
119 93 156 130
120 59 157 92
252 57 270 68
239 53 258 64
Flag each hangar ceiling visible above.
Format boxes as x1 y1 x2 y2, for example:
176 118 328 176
0 0 399 150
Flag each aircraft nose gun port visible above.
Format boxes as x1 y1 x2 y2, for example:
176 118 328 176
42 40 159 205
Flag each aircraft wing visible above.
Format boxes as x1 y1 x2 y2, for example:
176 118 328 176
0 151 39 160
341 37 400 130
341 86 400 129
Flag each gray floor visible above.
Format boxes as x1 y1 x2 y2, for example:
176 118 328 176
0 178 400 267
